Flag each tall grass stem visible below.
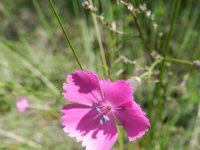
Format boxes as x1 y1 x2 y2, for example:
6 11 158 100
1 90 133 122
49 0 83 70
165 57 192 65
156 0 181 120
89 0 109 78
0 42 60 97
133 16 153 63
160 0 181 79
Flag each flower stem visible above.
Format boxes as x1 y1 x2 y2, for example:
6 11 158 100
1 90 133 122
140 58 163 79
117 125 124 150
165 57 193 65
48 0 83 70
88 0 109 78
139 57 192 80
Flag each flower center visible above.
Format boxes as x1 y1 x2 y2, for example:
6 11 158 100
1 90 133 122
93 104 112 125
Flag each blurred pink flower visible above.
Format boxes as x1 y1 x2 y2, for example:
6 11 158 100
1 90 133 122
62 71 150 150
16 96 30 112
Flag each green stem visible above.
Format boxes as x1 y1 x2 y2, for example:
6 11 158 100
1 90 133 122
117 126 124 150
133 16 153 63
48 0 83 70
156 0 181 123
89 0 109 78
156 0 181 102
139 57 192 80
140 58 163 79
165 57 193 65
164 0 181 56
159 0 181 81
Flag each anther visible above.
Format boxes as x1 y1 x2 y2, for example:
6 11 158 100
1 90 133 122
93 104 102 113
102 115 109 121
100 119 104 125
96 107 102 113
99 115 110 125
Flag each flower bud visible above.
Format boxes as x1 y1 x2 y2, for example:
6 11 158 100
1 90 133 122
193 60 200 70
128 77 141 90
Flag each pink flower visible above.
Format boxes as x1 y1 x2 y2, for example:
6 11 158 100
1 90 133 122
62 71 150 150
16 96 30 112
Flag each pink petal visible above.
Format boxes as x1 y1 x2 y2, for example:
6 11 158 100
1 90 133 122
100 80 133 107
61 104 118 150
114 101 150 141
63 71 103 105
61 104 91 141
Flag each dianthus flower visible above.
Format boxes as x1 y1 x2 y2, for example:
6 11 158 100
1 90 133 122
16 96 30 112
61 71 150 150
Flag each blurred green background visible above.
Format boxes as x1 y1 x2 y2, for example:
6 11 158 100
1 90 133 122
0 0 199 149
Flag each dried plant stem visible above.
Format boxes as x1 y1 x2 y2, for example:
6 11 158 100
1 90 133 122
119 0 153 63
89 0 109 78
82 1 123 35
49 0 83 70
133 16 153 62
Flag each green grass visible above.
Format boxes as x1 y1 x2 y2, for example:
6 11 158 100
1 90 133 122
0 0 200 149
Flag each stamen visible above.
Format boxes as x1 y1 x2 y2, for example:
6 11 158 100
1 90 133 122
99 115 110 125
100 119 104 125
93 104 112 125
102 115 109 121
96 107 102 113
93 104 102 113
